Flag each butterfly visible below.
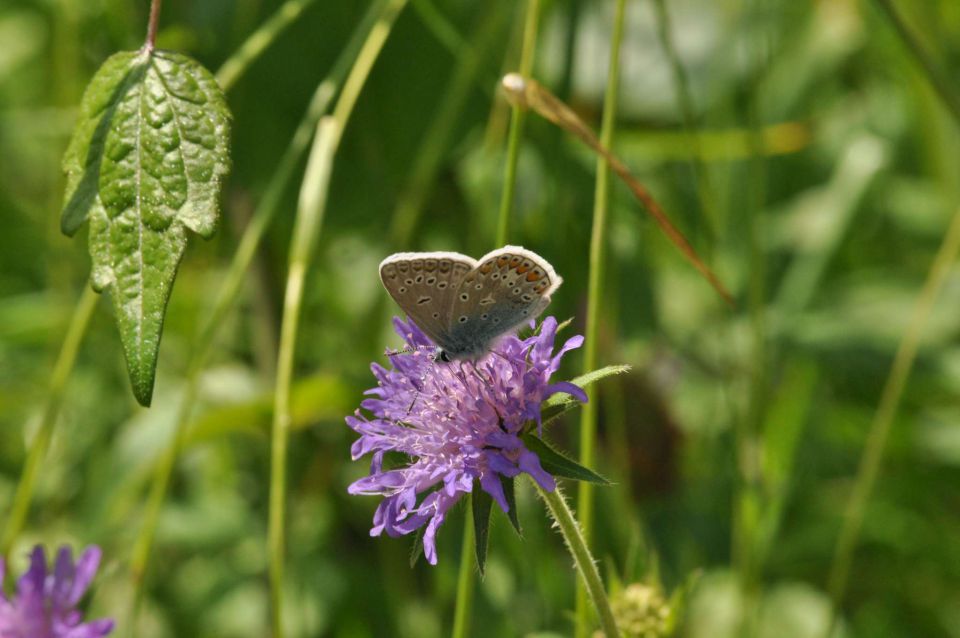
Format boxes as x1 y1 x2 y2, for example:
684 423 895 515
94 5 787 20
379 245 562 361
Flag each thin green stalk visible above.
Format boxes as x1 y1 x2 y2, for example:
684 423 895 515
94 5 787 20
494 0 541 246
825 205 960 635
269 115 341 638
734 8 770 634
268 3 407 634
451 504 476 638
216 0 317 91
575 1 626 636
536 483 619 638
128 1 386 627
870 0 960 126
0 286 98 561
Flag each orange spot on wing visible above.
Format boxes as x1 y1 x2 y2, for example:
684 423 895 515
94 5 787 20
516 264 530 274
526 271 542 281
497 256 510 268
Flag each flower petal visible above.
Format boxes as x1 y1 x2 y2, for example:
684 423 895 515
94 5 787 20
544 381 588 404
68 546 102 607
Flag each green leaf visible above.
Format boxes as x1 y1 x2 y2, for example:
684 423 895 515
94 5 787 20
409 526 425 569
61 49 231 406
472 489 493 576
500 475 521 534
522 434 612 485
539 364 631 427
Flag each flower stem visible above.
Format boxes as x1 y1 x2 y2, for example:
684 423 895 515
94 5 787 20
536 483 618 638
824 207 960 634
215 0 317 92
267 2 407 634
451 503 476 638
494 0 541 246
0 285 98 561
144 0 162 53
574 1 625 636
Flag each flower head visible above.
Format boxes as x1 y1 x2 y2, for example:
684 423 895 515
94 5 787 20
0 545 114 638
595 583 671 638
347 316 586 564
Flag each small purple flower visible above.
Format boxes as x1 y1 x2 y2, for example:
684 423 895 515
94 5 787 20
0 545 114 638
347 316 587 565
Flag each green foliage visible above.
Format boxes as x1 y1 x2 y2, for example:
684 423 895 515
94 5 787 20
523 434 611 485
61 49 230 406
3 0 960 636
471 489 493 575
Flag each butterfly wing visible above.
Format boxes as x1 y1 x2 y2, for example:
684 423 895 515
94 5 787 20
443 245 562 357
379 252 477 348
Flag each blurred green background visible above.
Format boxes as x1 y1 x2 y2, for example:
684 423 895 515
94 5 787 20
2 0 960 636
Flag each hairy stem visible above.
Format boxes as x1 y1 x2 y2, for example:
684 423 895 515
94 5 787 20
537 483 618 638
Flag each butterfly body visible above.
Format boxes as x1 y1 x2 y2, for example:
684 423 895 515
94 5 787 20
379 246 562 360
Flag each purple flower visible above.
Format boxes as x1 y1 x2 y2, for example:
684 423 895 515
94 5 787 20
0 545 114 638
347 316 587 565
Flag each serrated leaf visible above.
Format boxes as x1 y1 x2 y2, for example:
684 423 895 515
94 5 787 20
61 49 231 406
522 434 612 485
539 364 632 427
472 490 493 576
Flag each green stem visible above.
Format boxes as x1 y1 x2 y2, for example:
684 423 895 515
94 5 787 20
575 1 625 636
215 0 317 92
825 205 960 635
734 8 770 633
537 483 619 638
494 0 541 246
451 504 476 638
268 3 407 634
127 1 387 628
0 286 98 561
269 116 341 638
